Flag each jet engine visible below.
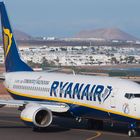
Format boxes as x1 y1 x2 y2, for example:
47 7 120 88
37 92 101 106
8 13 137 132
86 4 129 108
20 103 52 128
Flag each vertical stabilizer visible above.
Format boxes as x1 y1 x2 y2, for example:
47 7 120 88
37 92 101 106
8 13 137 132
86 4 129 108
0 2 33 72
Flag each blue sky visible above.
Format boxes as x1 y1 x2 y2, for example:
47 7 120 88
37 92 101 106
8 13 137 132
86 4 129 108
5 0 140 38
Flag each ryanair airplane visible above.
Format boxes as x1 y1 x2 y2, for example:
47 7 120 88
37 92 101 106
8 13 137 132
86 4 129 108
0 1 140 137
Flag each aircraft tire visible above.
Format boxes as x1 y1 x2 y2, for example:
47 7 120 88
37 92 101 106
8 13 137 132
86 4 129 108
128 129 137 137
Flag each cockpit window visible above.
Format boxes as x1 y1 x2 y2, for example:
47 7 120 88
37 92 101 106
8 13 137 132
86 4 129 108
125 93 140 99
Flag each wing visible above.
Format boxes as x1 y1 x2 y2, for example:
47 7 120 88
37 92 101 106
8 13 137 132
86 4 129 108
0 74 5 81
0 73 69 113
0 72 70 113
0 99 70 113
45 68 62 72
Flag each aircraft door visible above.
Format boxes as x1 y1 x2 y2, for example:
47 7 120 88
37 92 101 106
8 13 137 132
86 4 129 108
110 89 117 109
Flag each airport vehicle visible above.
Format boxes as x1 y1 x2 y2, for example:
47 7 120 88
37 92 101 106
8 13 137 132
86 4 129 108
0 1 140 137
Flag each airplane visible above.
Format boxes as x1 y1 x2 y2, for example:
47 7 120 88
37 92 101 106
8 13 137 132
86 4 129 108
0 1 140 137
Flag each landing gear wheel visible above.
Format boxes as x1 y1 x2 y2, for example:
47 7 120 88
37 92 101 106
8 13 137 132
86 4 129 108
128 129 137 137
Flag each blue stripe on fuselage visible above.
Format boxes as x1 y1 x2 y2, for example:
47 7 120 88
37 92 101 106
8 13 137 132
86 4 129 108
8 90 138 123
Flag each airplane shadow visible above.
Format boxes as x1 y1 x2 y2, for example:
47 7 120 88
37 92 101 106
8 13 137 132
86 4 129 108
33 125 70 133
52 117 140 137
0 124 70 133
0 115 140 136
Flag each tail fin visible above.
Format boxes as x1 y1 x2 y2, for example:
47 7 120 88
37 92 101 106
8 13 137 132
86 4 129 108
0 2 33 72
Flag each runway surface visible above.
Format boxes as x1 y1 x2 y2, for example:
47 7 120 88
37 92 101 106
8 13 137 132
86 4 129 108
0 107 139 140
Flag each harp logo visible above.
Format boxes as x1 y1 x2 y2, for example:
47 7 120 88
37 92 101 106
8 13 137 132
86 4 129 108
3 28 13 57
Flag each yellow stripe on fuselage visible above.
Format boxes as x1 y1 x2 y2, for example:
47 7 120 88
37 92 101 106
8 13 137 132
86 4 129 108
6 88 140 121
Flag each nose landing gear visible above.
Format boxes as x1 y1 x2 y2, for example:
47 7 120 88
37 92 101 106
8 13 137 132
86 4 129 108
128 129 137 137
128 123 137 137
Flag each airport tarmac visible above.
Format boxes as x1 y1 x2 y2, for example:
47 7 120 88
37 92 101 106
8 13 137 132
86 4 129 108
0 107 139 140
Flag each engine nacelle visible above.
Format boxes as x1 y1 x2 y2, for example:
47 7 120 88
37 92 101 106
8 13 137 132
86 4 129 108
20 103 52 128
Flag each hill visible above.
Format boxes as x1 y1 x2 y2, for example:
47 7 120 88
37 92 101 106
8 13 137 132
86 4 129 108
0 29 32 40
75 28 139 41
14 29 32 40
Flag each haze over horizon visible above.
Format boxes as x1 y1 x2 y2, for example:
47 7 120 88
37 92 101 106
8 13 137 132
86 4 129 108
5 0 140 38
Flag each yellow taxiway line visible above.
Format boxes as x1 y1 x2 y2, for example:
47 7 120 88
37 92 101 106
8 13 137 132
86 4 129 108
86 131 101 140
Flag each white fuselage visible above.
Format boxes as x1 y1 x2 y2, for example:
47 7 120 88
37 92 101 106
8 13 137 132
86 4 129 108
4 72 140 121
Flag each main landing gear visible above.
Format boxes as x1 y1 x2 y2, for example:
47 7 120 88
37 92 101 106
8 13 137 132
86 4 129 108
87 119 103 130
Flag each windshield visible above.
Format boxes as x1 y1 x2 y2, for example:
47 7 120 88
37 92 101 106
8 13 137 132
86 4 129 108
125 93 140 99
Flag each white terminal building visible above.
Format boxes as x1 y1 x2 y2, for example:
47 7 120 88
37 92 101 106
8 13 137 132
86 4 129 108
0 45 140 66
